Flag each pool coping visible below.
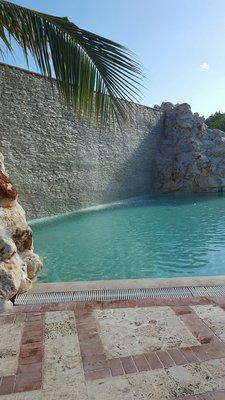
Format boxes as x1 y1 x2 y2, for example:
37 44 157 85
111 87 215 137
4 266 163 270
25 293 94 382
30 275 225 293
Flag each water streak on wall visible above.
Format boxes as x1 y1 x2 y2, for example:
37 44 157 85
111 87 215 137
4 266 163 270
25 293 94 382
0 64 164 219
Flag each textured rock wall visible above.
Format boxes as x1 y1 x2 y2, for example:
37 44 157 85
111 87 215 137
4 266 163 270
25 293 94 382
0 63 164 220
154 102 225 193
2 63 225 222
0 153 42 304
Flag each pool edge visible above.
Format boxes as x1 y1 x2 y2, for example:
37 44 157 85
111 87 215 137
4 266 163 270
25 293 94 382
30 275 225 293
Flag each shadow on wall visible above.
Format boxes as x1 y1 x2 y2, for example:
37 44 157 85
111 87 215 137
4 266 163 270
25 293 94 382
102 116 165 204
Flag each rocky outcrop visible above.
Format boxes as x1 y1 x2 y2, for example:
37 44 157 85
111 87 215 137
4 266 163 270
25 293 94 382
0 153 42 304
154 102 225 193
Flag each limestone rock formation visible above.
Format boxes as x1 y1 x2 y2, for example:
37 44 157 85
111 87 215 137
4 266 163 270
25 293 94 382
154 102 225 193
0 154 42 303
20 250 43 280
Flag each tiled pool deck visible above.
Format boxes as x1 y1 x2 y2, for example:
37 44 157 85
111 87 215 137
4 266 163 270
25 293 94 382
2 295 225 399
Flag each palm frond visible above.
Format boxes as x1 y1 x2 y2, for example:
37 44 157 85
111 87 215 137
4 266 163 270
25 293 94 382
0 0 143 124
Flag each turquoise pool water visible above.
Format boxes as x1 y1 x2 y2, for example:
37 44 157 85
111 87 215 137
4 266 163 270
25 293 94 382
31 193 225 283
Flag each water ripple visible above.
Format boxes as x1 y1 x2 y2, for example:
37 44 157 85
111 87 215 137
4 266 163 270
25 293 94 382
32 193 225 282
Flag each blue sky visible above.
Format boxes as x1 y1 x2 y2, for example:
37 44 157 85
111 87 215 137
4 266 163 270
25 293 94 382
3 0 225 117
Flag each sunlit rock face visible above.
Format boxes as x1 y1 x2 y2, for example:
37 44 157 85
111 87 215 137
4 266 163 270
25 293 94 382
0 154 42 302
154 102 225 193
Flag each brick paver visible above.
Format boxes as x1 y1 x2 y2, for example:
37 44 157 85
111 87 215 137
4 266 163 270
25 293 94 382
0 295 225 398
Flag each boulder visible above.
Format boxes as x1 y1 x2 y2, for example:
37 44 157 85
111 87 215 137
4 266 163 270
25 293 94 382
12 227 33 252
20 250 42 280
0 153 42 304
160 102 174 112
154 103 225 193
0 299 13 312
0 261 22 299
0 171 17 207
0 235 17 261
0 256 32 300
0 203 29 237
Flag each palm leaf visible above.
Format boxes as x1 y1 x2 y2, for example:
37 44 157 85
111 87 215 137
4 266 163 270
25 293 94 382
0 0 143 124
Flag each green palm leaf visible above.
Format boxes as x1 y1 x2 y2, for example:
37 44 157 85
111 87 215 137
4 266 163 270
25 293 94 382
0 0 143 124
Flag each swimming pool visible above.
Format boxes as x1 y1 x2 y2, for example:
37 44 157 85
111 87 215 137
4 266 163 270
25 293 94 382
31 193 225 283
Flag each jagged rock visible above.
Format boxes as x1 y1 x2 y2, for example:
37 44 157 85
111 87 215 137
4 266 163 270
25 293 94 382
154 103 225 193
0 153 42 303
12 227 33 252
20 250 42 280
0 235 17 261
0 298 13 312
0 261 22 299
0 256 31 299
0 202 29 235
0 153 5 172
160 102 174 112
0 171 17 207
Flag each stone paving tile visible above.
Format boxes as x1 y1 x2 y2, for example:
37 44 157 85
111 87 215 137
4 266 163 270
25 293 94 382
202 358 225 379
42 388 88 400
166 362 216 397
87 369 177 400
127 369 177 399
0 313 24 375
2 299 225 399
192 305 225 342
201 358 225 391
94 306 199 358
87 375 136 400
42 311 88 399
0 391 42 399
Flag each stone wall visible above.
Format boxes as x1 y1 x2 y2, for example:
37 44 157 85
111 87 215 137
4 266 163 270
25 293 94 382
0 63 164 220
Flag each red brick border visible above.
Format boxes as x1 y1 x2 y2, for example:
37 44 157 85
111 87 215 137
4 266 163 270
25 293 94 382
0 312 44 395
74 304 110 381
73 298 225 381
1 296 225 395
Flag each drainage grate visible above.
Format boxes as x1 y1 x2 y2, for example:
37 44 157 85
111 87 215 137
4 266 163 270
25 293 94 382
14 285 225 305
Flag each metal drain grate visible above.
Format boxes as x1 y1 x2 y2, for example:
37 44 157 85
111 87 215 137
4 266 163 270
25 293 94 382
14 285 225 305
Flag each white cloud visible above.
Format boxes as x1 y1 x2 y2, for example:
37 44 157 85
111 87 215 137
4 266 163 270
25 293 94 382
200 62 210 71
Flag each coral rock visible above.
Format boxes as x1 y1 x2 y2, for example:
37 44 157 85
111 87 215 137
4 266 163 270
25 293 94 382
0 171 17 207
0 153 41 303
0 261 22 299
0 235 17 261
12 227 33 252
20 250 43 280
0 298 13 312
154 103 225 193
